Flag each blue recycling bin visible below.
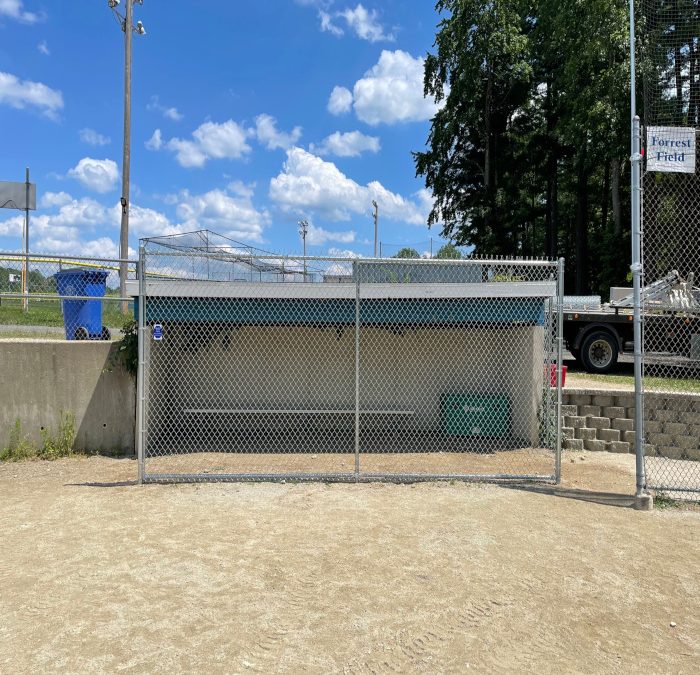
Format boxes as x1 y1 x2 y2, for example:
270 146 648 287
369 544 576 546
54 269 111 341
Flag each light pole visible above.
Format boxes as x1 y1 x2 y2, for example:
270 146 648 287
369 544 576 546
108 0 146 309
298 219 308 281
372 200 378 258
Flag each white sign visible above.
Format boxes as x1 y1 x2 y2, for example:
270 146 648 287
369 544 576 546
8 273 19 283
646 126 696 173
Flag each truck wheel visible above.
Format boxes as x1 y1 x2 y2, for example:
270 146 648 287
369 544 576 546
581 331 618 374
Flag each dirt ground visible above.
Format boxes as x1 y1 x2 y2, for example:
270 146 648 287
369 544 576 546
1 454 698 674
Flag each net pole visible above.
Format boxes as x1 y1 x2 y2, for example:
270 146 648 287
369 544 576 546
555 257 565 484
137 245 146 484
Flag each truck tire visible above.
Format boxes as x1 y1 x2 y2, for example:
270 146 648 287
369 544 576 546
580 331 618 374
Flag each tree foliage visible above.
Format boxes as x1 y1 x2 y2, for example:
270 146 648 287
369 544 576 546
415 0 634 294
435 243 463 259
394 247 421 258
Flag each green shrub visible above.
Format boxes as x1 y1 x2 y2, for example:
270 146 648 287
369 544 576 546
40 411 76 459
0 419 37 461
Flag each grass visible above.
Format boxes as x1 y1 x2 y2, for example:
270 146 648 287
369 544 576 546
0 413 77 462
568 371 700 393
0 298 131 329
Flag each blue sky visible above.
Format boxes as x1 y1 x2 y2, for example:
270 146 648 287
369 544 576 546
0 0 455 260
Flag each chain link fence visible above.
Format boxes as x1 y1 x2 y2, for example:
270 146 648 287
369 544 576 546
136 244 563 483
640 0 700 497
0 252 135 341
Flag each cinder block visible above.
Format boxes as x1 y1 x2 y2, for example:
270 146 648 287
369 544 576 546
680 411 700 425
657 446 684 460
576 427 597 441
584 439 607 452
586 416 611 430
580 405 602 417
563 438 584 451
648 433 673 446
607 441 631 454
561 427 575 440
612 418 634 432
603 406 627 419
674 435 700 450
644 420 662 434
569 394 592 406
615 395 635 409
599 428 621 442
644 444 656 457
693 400 700 414
663 422 688 436
561 405 578 417
654 409 678 423
667 397 693 412
627 408 637 420
592 395 615 407
624 430 636 444
683 448 700 461
564 415 586 429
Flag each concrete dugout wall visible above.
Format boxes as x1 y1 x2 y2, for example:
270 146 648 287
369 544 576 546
0 340 135 452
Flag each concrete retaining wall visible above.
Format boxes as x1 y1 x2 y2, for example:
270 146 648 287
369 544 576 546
0 340 135 453
562 389 700 461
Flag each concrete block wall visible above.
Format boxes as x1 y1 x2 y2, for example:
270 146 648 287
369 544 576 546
561 389 700 461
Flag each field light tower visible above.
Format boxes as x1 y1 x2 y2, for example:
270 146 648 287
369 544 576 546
108 0 146 308
298 219 309 281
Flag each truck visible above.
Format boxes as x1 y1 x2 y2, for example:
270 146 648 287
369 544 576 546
563 271 700 373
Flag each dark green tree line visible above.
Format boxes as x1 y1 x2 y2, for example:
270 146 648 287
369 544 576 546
415 0 635 294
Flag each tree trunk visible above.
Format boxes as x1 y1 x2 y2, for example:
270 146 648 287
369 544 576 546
600 161 610 234
611 157 621 237
575 147 589 293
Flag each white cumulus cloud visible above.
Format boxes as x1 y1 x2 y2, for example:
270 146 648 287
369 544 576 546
147 95 183 121
166 120 252 168
37 40 50 56
176 188 270 243
305 222 356 246
0 71 63 119
39 191 72 208
310 130 380 157
339 4 393 42
145 128 163 151
327 85 353 115
68 158 120 193
336 50 441 125
269 147 429 225
79 128 111 146
254 114 302 151
0 0 41 23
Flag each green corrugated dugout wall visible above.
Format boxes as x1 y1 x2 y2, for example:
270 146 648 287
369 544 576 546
135 297 546 326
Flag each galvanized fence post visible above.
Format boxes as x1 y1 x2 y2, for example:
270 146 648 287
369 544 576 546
555 258 565 484
354 259 361 480
631 115 646 499
136 246 146 484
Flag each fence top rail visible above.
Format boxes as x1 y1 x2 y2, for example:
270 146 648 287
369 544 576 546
0 251 137 265
142 249 559 266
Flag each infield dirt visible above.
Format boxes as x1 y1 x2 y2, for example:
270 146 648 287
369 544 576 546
1 453 698 673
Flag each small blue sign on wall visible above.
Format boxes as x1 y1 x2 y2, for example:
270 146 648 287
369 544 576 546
153 323 163 341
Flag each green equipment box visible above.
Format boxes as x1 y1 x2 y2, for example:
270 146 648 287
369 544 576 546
441 394 511 437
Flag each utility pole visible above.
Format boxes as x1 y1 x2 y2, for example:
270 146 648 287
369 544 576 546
108 0 146 310
298 219 308 281
372 200 379 258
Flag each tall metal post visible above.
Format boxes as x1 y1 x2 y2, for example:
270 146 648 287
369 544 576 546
119 0 133 312
22 167 29 312
137 245 146 484
555 257 565 483
354 260 361 479
372 201 378 258
630 0 646 500
299 219 308 281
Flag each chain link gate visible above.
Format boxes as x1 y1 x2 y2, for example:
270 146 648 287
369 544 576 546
639 0 700 498
135 242 563 483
